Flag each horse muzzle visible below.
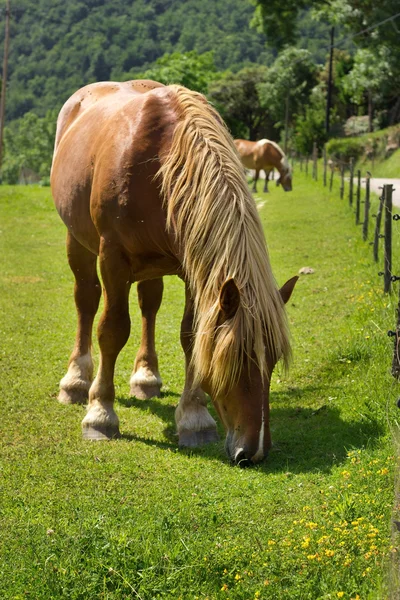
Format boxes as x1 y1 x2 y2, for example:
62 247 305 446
225 432 269 467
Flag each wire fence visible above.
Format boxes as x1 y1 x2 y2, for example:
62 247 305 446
292 147 400 378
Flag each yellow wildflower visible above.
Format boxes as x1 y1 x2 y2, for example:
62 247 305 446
337 593 344 598
221 584 228 592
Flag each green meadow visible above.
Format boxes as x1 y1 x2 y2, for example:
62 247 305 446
0 170 399 599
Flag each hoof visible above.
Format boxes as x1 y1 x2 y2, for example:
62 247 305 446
179 429 219 448
58 388 88 405
129 383 161 400
82 424 121 441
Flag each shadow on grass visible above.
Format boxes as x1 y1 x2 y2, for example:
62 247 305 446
115 386 384 473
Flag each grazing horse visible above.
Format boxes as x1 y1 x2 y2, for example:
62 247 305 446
234 138 292 193
51 80 297 466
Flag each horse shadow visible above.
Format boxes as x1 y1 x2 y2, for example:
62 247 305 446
116 384 385 473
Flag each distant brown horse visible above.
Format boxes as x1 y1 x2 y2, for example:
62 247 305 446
51 80 297 466
234 138 292 193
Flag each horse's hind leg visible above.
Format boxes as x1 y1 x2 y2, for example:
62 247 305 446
58 232 101 405
263 169 271 193
252 169 259 193
130 278 163 399
82 239 131 440
176 284 219 448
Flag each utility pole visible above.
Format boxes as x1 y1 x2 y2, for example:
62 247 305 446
0 0 10 169
325 26 334 136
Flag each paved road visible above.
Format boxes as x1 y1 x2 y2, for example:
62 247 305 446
356 178 400 208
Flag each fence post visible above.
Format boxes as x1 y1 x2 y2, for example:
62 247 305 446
313 142 318 180
384 184 393 294
355 169 361 225
362 172 370 241
300 156 303 172
391 291 400 378
323 146 327 187
340 163 345 199
373 188 385 262
329 161 334 192
348 157 354 206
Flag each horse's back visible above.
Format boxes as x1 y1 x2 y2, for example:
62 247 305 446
53 80 165 150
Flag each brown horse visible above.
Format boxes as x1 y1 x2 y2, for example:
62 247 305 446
51 80 297 466
234 138 292 193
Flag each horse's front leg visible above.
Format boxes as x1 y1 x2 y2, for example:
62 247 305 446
130 278 163 399
59 232 101 405
176 284 219 447
82 240 131 440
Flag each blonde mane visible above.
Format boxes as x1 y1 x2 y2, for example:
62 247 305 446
159 85 291 396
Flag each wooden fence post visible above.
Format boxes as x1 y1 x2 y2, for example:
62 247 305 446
313 141 318 180
373 188 385 263
384 184 393 294
323 146 327 187
340 163 345 199
391 291 400 378
348 157 354 206
329 161 334 192
355 169 361 225
305 156 309 176
362 172 370 241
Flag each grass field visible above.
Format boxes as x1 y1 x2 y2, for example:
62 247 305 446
0 170 399 599
356 148 400 179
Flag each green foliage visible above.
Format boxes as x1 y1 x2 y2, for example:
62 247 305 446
207 65 270 139
342 48 391 107
325 123 400 162
294 88 327 154
131 51 217 94
250 0 312 48
257 48 318 136
326 137 367 162
1 111 57 184
3 0 269 120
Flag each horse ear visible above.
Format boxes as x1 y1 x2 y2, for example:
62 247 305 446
219 279 240 320
279 276 298 305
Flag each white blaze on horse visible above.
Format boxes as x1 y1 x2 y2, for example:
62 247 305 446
234 138 292 193
51 80 297 466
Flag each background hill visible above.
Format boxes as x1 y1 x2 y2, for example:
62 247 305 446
2 0 339 120
2 0 269 120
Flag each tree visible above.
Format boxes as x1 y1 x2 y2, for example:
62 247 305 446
2 111 57 184
130 51 217 94
250 0 311 48
341 48 391 132
257 48 318 149
207 65 271 140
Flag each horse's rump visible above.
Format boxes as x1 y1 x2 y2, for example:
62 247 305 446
51 80 183 278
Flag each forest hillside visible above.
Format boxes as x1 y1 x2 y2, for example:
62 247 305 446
2 0 334 120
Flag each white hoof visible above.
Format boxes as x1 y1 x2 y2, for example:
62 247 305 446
82 402 120 440
130 366 162 399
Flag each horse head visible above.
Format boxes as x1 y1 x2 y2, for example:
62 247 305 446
277 166 293 191
200 275 298 466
